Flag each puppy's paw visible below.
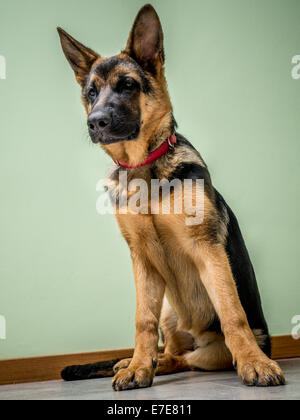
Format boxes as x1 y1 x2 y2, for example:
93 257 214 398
112 365 154 391
237 355 285 387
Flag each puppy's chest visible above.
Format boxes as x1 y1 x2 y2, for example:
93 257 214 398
117 211 193 280
117 212 216 329
152 215 197 283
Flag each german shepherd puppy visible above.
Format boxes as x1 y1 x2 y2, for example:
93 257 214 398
58 4 285 390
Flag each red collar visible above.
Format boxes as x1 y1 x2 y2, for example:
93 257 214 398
114 133 177 169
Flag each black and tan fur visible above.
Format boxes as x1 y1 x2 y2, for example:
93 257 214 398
58 4 285 390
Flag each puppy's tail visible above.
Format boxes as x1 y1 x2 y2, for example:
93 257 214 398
61 359 120 381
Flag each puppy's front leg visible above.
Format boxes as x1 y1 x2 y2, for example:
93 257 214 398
193 243 285 387
112 252 165 391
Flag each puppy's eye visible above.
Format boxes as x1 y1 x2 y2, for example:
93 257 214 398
88 87 97 100
117 77 137 93
124 79 134 89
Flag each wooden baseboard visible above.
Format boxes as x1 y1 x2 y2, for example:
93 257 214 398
0 335 299 386
271 335 300 359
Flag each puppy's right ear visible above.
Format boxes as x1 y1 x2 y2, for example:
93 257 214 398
57 28 99 86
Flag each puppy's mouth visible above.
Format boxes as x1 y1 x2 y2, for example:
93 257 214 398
96 125 140 145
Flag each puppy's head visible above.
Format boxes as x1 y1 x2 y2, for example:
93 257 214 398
58 4 173 163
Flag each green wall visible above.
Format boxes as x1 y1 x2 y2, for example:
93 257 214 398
0 0 299 359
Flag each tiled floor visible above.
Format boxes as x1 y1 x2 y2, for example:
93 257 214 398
0 358 299 400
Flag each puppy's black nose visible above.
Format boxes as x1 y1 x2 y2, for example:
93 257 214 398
88 111 111 133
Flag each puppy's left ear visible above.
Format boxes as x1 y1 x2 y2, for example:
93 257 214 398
125 4 164 74
57 27 99 86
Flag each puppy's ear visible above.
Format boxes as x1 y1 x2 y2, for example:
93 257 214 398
57 28 99 85
125 4 164 74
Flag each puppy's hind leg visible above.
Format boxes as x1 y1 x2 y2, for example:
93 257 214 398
112 334 232 376
114 353 191 376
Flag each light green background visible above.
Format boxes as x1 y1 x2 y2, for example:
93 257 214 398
0 0 299 359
